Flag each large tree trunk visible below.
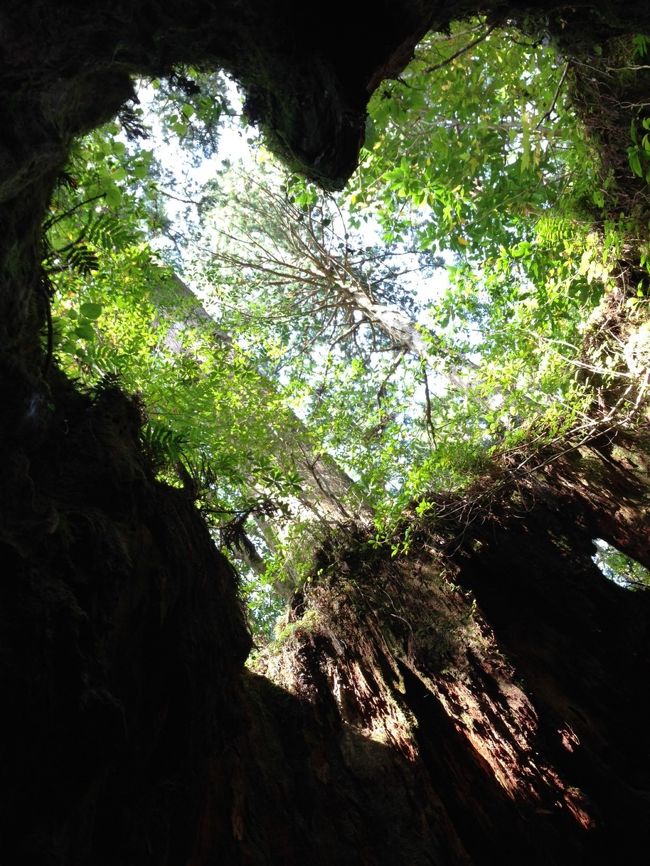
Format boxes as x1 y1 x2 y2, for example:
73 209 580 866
1 1 650 864
248 428 650 865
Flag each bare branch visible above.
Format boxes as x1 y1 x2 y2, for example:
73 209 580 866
423 23 498 75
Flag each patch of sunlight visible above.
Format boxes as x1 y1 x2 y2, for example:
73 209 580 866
592 538 650 590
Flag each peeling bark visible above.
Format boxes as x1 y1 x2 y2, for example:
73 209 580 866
252 429 650 864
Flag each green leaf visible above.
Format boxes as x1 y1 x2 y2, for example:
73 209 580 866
628 146 643 178
592 189 605 209
105 185 122 208
74 323 95 341
79 302 103 320
171 119 188 137
364 116 377 149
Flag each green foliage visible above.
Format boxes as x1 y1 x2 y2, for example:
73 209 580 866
593 539 650 590
628 117 650 183
148 67 230 159
140 420 189 475
350 23 597 252
44 24 650 635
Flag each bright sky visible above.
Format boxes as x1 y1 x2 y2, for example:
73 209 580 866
131 76 473 422
135 77 451 317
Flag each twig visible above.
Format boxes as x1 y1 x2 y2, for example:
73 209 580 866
43 193 106 231
536 61 570 130
424 23 498 75
421 364 437 448
158 187 204 206
377 350 407 408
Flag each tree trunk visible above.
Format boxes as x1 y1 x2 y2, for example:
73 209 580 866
159 274 371 523
333 266 473 389
211 177 471 389
247 427 650 865
2 2 650 864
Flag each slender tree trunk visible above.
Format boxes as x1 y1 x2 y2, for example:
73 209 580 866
335 267 471 389
159 274 372 523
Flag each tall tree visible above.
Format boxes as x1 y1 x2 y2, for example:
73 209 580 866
204 172 430 348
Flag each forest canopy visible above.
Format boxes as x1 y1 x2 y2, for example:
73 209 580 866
44 19 650 631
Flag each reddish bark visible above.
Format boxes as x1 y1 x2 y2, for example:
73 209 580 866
249 430 650 864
